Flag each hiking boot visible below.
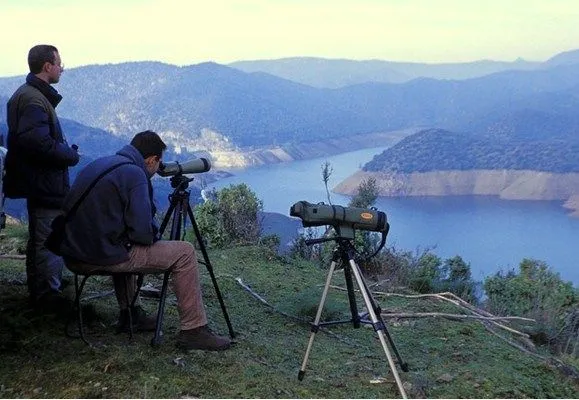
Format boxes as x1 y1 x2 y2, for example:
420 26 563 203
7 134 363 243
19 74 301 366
176 325 231 351
116 305 157 333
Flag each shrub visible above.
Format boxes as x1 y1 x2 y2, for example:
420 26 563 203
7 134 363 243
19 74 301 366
288 227 326 264
194 200 228 248
371 248 478 302
259 234 281 255
408 253 444 294
484 258 579 356
0 224 28 255
194 183 263 248
218 183 263 243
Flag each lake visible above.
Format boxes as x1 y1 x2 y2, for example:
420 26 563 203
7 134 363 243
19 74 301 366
212 147 579 286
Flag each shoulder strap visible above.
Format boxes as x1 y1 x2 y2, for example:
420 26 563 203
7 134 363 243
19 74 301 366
64 161 133 222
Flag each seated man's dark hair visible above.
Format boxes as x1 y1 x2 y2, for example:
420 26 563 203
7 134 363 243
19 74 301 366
130 130 167 159
28 45 58 74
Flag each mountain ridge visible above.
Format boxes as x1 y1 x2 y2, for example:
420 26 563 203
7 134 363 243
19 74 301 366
0 50 578 155
229 50 579 88
1 49 579 210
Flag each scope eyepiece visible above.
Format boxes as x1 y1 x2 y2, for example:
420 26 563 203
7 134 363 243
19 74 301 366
158 158 211 177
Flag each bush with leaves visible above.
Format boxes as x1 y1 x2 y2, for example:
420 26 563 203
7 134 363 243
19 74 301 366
344 176 387 272
484 258 579 355
349 177 378 209
408 252 444 294
219 183 263 243
288 227 322 261
194 183 263 248
194 199 228 248
259 234 281 255
402 252 478 302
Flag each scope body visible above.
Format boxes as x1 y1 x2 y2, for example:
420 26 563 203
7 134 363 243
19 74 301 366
289 201 388 233
158 158 211 177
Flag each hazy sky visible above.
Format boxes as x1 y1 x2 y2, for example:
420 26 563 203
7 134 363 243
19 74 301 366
1 0 578 77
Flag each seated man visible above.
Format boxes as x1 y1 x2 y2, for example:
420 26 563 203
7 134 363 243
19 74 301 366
59 130 230 351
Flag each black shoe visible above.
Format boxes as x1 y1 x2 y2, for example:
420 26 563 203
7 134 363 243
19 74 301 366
176 325 231 351
116 305 157 333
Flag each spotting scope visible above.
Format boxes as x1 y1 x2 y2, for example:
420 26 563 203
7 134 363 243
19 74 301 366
290 201 388 233
157 158 211 177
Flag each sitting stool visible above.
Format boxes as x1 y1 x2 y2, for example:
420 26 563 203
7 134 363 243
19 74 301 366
65 269 172 347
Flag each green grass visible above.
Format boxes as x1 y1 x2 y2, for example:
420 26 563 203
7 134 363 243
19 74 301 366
1 244 578 398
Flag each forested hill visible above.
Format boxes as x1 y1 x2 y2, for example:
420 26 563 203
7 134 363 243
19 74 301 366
364 129 579 173
1 56 579 152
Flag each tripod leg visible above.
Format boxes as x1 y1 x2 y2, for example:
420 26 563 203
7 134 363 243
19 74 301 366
348 259 408 399
358 269 409 372
342 257 361 328
187 204 235 338
159 197 177 237
169 198 185 240
298 259 338 381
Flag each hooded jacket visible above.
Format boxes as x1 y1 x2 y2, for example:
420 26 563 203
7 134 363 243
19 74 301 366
4 73 79 208
60 145 159 265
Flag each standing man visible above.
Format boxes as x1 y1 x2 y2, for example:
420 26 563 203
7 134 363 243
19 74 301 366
60 131 230 351
4 45 79 308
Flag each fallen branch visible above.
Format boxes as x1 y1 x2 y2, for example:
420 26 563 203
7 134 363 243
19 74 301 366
368 278 390 288
483 322 544 359
0 254 26 260
329 285 462 306
382 312 534 322
235 277 319 328
81 290 115 301
484 323 579 380
438 291 496 317
235 276 579 379
329 284 532 338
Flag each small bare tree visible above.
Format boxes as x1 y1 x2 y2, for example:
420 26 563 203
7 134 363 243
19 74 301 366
321 161 333 205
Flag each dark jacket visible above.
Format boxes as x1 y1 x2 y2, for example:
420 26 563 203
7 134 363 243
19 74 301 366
60 145 159 266
4 73 79 208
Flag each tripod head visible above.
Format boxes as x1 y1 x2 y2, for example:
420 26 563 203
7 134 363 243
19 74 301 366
169 173 194 190
303 224 389 259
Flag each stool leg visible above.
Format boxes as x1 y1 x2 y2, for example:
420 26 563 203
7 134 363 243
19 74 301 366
131 274 144 308
77 275 91 346
123 274 134 341
65 273 79 339
126 274 144 341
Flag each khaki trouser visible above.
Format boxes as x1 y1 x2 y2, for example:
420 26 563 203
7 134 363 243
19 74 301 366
67 240 207 331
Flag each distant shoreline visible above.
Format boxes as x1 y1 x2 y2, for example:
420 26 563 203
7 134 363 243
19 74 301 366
334 169 579 217
209 129 416 169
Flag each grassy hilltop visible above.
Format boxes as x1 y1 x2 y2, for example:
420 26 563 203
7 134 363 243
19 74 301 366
0 224 578 399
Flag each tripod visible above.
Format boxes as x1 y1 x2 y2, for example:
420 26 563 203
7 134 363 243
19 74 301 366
150 173 235 346
298 235 409 398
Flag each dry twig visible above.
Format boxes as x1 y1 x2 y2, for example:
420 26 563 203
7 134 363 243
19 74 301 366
0 254 26 260
382 312 534 322
329 284 532 338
